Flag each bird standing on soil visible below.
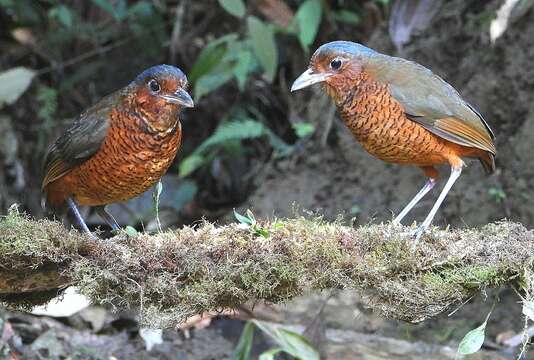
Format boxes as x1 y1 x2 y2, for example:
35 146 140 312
291 41 496 241
42 65 194 235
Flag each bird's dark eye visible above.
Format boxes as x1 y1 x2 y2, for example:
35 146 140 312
330 58 343 70
148 79 160 93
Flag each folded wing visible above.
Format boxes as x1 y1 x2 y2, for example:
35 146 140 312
42 95 114 190
366 55 496 155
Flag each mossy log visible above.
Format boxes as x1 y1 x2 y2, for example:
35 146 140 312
0 210 532 328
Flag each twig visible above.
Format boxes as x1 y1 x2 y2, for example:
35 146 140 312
169 0 188 64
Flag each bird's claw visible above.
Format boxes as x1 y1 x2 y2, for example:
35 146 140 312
409 224 429 250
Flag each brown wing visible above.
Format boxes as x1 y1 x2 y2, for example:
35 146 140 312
41 93 117 190
366 55 496 155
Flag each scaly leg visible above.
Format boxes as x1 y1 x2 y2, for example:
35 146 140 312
393 178 437 225
66 197 92 235
95 205 121 232
412 166 463 244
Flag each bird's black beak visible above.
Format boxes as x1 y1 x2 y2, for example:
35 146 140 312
291 69 333 92
161 88 194 108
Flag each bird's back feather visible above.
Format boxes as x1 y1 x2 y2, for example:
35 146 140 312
365 55 496 156
41 92 117 191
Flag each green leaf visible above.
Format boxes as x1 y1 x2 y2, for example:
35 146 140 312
194 69 234 100
295 0 322 49
265 129 292 157
92 0 116 16
247 16 278 82
254 227 270 238
91 0 127 21
523 301 534 321
127 1 153 18
190 44 228 82
259 348 283 360
48 5 74 28
234 209 254 226
245 209 256 223
333 10 361 25
197 119 266 153
233 49 253 91
253 320 320 360
179 154 206 178
232 321 255 360
218 0 246 18
293 122 315 138
457 321 487 355
179 119 266 177
190 34 238 82
0 67 35 108
125 226 138 237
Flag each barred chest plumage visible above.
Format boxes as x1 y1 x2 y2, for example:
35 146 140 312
59 110 182 206
331 74 450 165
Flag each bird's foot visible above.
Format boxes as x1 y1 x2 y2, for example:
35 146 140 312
409 223 430 250
83 229 100 241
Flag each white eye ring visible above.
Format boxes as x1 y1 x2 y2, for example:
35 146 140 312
330 58 343 70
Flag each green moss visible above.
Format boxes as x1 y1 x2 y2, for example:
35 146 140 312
0 210 532 328
441 265 507 289
421 265 508 296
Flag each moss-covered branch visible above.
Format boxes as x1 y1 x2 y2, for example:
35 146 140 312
0 209 532 328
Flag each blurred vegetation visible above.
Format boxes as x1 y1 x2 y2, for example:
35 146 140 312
2 1 534 358
0 0 386 221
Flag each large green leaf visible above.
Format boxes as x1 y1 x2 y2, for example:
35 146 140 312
179 119 267 177
295 0 322 49
189 34 238 82
233 48 254 91
259 348 283 360
247 16 278 82
233 209 254 226
231 321 255 360
218 0 246 18
194 68 234 100
457 321 487 355
253 320 320 360
197 119 265 153
333 9 361 25
0 67 36 108
179 154 206 178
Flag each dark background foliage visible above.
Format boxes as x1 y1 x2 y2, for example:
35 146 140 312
1 0 534 358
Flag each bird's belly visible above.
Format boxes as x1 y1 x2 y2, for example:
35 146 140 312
55 125 181 206
341 107 451 166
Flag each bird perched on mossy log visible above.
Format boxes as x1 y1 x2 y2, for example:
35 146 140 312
42 65 194 235
291 41 496 241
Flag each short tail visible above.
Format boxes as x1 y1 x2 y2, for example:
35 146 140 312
479 152 496 174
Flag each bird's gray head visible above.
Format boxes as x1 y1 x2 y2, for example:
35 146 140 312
291 41 377 92
130 64 194 133
133 64 194 109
